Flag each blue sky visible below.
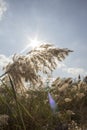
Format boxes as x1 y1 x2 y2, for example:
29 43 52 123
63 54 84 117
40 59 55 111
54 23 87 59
0 0 87 78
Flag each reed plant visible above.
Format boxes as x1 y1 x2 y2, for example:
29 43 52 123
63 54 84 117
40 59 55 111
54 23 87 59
0 44 87 130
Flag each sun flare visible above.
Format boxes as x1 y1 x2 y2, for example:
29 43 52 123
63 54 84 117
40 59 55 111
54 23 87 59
29 37 41 49
20 36 42 54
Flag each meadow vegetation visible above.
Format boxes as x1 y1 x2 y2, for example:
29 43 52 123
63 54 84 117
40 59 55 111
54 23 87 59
0 44 87 130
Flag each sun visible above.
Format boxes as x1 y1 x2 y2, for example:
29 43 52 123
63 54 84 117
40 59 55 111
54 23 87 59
29 37 41 49
20 36 41 54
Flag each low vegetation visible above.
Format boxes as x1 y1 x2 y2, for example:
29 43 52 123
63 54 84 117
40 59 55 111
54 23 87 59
0 44 86 130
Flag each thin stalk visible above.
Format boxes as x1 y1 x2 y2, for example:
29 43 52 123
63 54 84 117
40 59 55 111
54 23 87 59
0 71 9 78
8 75 26 130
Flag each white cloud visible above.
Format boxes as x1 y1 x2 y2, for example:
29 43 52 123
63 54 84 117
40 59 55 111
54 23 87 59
0 0 7 20
57 62 87 76
57 62 66 69
0 54 10 68
63 67 87 76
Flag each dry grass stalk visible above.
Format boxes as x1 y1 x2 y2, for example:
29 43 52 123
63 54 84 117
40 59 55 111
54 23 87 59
4 44 73 89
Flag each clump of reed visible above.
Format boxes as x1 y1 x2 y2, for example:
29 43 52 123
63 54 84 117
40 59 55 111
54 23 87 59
1 43 87 130
0 76 87 130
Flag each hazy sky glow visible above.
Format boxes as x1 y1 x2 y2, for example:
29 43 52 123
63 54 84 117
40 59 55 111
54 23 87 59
0 0 87 78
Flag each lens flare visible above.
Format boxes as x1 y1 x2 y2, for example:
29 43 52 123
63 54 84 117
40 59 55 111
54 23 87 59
48 92 58 113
